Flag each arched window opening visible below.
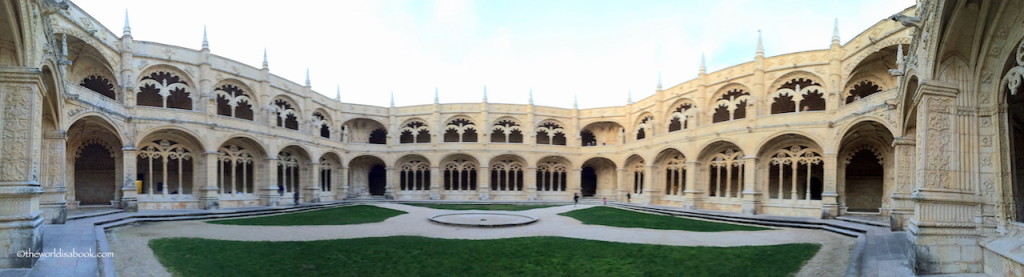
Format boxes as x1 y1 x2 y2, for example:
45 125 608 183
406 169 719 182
443 159 477 191
273 99 299 130
277 151 301 195
444 118 478 142
490 160 524 191
137 140 193 195
636 116 653 140
491 120 523 143
369 128 387 144
319 158 333 192
537 161 567 191
217 145 254 195
400 121 430 144
770 78 824 114
708 149 743 198
580 130 596 146
400 159 430 191
536 122 566 145
137 71 192 110
80 74 115 100
768 145 823 200
663 156 686 196
668 103 694 132
215 84 253 120
632 163 645 195
712 89 750 123
313 112 330 139
846 80 882 104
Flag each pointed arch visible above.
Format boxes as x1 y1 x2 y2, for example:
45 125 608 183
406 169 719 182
214 79 256 120
710 84 751 123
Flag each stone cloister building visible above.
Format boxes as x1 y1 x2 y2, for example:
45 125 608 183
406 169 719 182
1 0 1023 275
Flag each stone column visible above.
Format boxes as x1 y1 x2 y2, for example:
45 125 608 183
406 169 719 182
337 165 349 200
384 166 395 199
820 153 839 219
909 82 983 274
0 74 44 268
429 166 441 200
569 168 582 196
260 157 280 206
40 131 68 223
616 168 628 202
120 148 139 211
682 161 703 209
890 137 916 230
642 165 658 205
525 166 537 201
199 152 220 209
740 156 760 215
305 162 320 203
477 165 490 200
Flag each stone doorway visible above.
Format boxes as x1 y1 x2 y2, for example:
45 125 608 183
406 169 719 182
581 166 597 197
844 149 884 212
368 165 387 196
74 143 116 205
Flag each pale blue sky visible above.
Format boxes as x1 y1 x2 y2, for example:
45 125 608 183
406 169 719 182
73 0 914 108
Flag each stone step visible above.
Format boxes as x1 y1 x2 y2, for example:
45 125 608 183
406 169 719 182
836 216 890 228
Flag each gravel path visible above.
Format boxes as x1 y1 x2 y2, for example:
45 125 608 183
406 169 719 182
108 204 853 276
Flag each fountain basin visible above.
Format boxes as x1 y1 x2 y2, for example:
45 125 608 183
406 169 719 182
428 212 538 227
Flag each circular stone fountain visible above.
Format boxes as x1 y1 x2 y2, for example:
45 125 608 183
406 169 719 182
428 212 538 227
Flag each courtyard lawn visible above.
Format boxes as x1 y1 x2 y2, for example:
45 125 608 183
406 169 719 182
207 205 405 226
559 206 770 232
150 236 819 277
406 203 560 211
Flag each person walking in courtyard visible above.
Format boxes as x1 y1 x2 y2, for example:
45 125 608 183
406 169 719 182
293 191 300 206
573 193 580 207
603 197 607 205
626 193 631 203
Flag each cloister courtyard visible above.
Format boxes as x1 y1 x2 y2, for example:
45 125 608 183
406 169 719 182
104 203 854 276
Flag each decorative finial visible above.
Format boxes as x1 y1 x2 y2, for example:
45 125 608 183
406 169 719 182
831 18 840 45
390 91 395 107
335 85 341 101
627 90 633 104
699 53 706 74
528 88 534 105
756 30 764 57
304 68 311 87
483 86 488 102
262 48 268 69
573 94 578 109
434 87 439 104
122 9 131 37
657 71 663 90
202 25 209 50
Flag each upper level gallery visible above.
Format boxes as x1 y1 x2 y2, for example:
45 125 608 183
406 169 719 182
48 2 915 151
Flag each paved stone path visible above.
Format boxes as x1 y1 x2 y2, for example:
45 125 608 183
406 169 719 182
107 203 854 277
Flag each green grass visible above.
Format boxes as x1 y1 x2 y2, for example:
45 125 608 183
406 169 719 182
150 236 819 277
206 205 406 226
559 206 770 232
406 203 560 211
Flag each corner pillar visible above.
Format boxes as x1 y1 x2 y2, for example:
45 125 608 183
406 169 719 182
682 161 703 209
741 156 760 215
260 157 281 206
40 131 68 223
820 153 839 218
908 82 983 274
